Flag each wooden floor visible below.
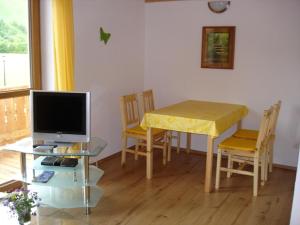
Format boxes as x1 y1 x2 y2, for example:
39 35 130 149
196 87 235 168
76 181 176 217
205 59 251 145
0 150 295 225
0 151 33 184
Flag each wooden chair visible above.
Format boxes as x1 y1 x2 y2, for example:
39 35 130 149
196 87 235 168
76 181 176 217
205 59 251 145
120 93 168 166
215 107 272 196
226 103 280 183
141 89 181 161
233 101 281 173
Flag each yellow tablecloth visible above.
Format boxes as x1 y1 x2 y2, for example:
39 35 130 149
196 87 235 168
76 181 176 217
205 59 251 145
141 100 248 137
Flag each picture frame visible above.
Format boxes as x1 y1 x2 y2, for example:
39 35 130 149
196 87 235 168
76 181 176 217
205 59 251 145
201 26 235 69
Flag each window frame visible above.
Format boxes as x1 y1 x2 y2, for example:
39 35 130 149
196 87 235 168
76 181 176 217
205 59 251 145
0 0 41 97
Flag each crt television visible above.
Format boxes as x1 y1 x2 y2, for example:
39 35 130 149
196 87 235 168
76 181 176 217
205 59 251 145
30 90 91 143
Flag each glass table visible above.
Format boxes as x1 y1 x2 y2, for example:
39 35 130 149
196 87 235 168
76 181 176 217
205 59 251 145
2 137 107 215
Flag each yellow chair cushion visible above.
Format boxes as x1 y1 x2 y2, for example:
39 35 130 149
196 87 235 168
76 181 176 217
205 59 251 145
233 129 258 140
219 137 257 151
126 126 164 136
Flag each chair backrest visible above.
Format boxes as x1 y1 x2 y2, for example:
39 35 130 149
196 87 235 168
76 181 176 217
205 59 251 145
142 89 155 114
270 100 281 135
256 107 273 151
120 93 140 131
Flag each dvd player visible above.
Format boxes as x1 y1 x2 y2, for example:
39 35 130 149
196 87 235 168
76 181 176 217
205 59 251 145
41 156 78 167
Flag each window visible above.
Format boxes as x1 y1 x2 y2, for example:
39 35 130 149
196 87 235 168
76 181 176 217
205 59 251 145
0 0 41 186
0 0 30 90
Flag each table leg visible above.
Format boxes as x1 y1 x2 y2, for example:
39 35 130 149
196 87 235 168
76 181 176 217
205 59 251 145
237 119 242 130
205 135 214 193
186 133 191 154
83 156 91 215
167 131 172 161
20 152 27 189
146 127 153 179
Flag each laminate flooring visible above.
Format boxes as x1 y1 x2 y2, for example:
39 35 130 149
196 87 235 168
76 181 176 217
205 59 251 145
1 150 295 225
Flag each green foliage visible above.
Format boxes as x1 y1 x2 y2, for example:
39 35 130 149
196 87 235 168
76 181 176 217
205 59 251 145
207 33 229 63
0 19 28 53
0 0 28 26
0 0 29 54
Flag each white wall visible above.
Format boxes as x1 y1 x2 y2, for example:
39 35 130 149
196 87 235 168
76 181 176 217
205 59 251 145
40 0 55 90
73 0 145 161
290 149 300 225
40 0 144 161
145 0 300 166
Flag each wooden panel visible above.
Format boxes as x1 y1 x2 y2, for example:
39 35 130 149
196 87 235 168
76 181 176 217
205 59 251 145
0 180 23 192
0 95 30 146
121 94 140 126
142 89 155 113
0 87 30 99
30 0 42 90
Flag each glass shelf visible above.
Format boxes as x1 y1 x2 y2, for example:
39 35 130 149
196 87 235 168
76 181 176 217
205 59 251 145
18 167 103 188
29 185 103 208
2 136 107 213
14 157 104 187
2 137 107 157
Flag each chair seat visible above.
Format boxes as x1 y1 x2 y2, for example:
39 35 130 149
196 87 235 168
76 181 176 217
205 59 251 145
233 129 259 140
126 126 164 136
219 137 257 152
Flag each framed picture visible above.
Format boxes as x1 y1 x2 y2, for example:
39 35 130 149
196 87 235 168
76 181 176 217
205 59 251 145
201 26 235 69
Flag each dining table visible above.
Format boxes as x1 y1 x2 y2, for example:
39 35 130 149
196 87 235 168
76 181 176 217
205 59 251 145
140 100 248 193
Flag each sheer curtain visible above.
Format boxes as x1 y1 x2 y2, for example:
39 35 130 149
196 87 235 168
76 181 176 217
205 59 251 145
52 0 75 91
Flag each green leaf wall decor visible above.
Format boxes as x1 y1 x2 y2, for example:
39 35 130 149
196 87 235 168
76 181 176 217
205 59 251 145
99 27 111 45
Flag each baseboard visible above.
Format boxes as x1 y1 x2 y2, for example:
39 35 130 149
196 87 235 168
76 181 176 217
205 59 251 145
272 163 296 171
97 151 121 164
188 148 296 171
95 147 296 171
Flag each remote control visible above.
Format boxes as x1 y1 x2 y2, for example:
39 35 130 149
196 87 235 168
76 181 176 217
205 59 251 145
33 171 55 183
33 144 58 148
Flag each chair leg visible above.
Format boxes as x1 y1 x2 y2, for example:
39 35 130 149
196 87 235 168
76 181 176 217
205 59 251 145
269 140 274 173
261 152 266 186
215 149 222 190
227 154 233 178
253 156 259 196
264 150 268 182
163 132 167 165
121 134 127 166
167 131 172 162
134 140 139 160
177 131 181 154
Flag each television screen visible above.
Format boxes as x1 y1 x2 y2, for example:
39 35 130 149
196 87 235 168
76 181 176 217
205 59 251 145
31 91 90 143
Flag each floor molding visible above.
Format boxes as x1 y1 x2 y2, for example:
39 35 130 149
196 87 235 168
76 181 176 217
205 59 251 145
188 148 297 171
95 151 121 167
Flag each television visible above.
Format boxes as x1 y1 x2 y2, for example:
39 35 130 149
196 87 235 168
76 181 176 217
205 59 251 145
30 90 91 143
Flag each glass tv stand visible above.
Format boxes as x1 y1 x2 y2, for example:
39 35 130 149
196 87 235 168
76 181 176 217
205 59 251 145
3 137 107 215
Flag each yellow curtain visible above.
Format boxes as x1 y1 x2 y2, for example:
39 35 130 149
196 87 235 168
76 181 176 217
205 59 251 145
52 0 75 91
